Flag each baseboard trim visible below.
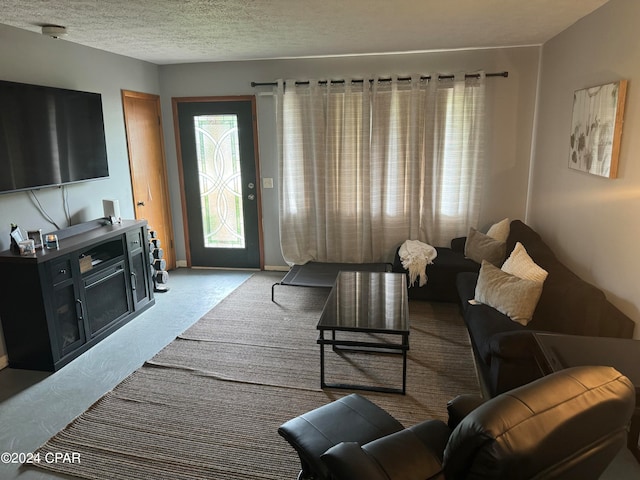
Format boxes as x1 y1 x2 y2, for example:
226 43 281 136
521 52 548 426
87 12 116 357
264 265 289 272
0 355 8 370
173 261 289 272
191 266 261 272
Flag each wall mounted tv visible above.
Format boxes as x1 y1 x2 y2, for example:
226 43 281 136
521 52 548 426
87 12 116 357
0 79 109 195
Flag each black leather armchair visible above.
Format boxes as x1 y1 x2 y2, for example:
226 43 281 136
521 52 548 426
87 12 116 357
279 366 635 480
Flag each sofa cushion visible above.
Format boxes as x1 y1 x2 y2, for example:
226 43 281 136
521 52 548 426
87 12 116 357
450 236 467 253
505 221 557 267
464 228 506 266
456 271 480 316
529 271 608 335
506 220 611 335
474 261 544 326
501 242 548 283
465 304 527 365
486 218 510 242
457 272 527 364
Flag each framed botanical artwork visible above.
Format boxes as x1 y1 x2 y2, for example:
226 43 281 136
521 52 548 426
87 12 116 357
568 80 627 178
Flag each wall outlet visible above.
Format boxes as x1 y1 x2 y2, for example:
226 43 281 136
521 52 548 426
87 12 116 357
263 177 274 189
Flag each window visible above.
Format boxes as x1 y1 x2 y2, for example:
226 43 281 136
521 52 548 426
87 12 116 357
276 74 485 265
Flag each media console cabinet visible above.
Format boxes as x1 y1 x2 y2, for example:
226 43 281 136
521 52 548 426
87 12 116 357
0 218 155 371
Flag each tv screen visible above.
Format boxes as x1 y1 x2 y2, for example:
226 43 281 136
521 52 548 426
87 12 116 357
0 80 109 194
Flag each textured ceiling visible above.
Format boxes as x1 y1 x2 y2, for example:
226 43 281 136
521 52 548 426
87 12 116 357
2 0 610 65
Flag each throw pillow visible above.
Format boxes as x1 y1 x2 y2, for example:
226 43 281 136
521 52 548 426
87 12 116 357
502 242 548 283
465 228 506 266
486 218 510 243
474 260 543 326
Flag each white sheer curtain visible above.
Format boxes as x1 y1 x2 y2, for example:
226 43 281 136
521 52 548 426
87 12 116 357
275 73 485 265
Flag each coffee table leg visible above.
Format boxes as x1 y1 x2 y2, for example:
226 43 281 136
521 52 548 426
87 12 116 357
319 330 326 389
402 333 408 395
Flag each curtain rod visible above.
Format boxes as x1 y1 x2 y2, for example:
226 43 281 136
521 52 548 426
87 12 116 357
251 71 508 88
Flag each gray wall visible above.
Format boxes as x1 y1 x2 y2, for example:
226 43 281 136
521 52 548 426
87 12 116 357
0 24 160 361
0 28 541 361
159 47 540 268
3 2 636 358
530 0 639 337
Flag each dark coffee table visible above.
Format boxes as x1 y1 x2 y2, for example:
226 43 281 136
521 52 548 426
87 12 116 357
317 271 409 394
534 333 640 461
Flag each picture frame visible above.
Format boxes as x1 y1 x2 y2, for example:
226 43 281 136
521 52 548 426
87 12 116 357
27 229 43 249
568 80 627 179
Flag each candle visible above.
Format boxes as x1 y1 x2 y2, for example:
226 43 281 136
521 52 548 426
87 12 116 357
45 234 59 250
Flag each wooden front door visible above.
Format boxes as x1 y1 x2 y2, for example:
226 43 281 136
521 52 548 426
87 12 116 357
122 90 175 270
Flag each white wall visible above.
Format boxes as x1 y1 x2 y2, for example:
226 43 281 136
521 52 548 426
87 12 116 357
530 0 640 336
0 24 160 359
159 47 540 267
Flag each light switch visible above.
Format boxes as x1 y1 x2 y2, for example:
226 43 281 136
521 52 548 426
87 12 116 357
263 177 274 189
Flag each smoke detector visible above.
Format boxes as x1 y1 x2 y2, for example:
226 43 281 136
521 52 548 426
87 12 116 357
41 25 67 39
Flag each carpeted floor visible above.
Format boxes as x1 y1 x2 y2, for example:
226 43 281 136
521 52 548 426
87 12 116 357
31 272 479 479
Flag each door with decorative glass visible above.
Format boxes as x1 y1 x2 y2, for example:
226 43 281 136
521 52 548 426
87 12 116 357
175 97 262 268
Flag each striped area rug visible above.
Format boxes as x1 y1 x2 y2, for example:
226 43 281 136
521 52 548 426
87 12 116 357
32 272 479 479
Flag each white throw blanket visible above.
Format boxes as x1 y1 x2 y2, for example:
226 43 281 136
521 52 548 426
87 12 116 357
399 240 437 287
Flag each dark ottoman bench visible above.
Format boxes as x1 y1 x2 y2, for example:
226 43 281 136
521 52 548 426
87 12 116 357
393 238 479 302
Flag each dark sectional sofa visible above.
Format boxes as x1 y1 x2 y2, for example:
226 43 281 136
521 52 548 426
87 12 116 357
394 220 636 397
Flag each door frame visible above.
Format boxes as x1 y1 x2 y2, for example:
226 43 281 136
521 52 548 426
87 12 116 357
122 90 176 270
171 95 264 269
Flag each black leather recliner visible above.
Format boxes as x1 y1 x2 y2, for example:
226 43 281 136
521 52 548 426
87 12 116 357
279 366 635 480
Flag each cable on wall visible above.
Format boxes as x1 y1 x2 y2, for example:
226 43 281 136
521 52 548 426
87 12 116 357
28 190 61 230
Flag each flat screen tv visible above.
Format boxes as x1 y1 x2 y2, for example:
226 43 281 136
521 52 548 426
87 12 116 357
0 80 109 194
